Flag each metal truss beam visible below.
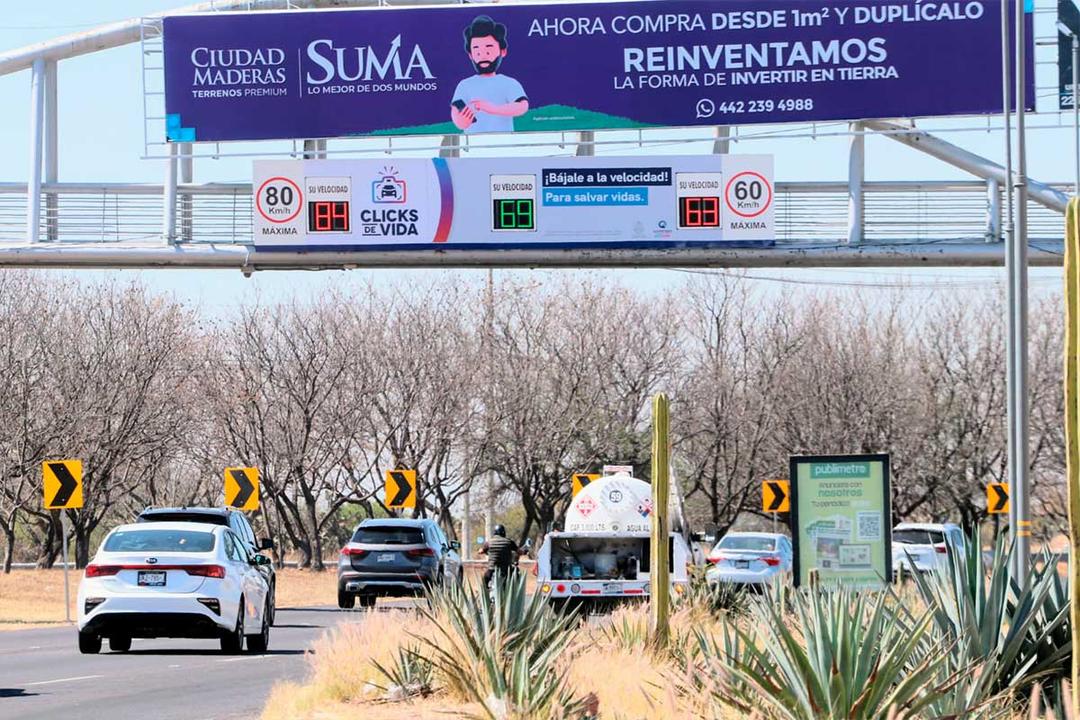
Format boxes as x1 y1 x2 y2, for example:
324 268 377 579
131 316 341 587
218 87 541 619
0 241 1061 272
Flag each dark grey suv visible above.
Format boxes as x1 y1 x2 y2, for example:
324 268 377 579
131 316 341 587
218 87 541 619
137 507 277 625
337 518 462 609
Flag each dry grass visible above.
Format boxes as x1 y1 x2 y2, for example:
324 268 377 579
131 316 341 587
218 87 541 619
0 566 350 629
260 610 479 720
260 599 752 720
0 569 77 628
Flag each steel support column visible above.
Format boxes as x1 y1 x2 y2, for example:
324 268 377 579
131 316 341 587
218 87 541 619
576 131 594 157
179 142 193 243
1009 0 1031 579
44 60 58 242
162 142 178 244
986 179 1002 242
26 58 45 243
439 134 461 159
713 126 731 155
848 122 865 246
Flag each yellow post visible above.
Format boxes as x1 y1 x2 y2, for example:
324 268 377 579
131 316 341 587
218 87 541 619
1065 196 1080 717
650 393 671 648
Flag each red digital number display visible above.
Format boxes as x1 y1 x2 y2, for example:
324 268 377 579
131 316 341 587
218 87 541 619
678 196 720 228
307 201 350 233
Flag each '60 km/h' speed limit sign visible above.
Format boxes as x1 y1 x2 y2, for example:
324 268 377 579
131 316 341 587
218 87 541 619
255 176 303 226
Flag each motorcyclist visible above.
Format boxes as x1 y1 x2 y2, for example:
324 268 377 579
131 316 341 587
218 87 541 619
478 524 526 591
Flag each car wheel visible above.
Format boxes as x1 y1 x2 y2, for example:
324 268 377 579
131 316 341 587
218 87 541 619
108 636 132 653
337 588 355 609
267 582 276 626
245 602 270 654
220 599 244 654
358 594 376 609
78 631 101 655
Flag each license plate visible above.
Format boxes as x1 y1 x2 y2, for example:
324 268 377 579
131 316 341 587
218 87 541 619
377 553 394 563
602 583 623 595
735 560 750 569
138 571 166 587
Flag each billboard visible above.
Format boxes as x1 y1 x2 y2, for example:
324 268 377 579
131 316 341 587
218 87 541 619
251 154 773 250
163 0 1035 143
790 454 891 588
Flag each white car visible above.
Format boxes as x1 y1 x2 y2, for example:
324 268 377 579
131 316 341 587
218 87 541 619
706 532 793 587
892 523 965 575
77 522 271 655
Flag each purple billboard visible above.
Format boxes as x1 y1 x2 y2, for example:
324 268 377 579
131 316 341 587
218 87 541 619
162 0 1034 143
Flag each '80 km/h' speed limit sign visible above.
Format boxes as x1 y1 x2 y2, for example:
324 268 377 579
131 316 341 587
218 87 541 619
256 176 303 227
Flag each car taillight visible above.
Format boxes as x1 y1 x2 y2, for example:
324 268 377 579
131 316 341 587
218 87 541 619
85 565 121 577
934 545 948 554
763 556 781 567
406 547 435 558
341 547 367 557
185 565 226 578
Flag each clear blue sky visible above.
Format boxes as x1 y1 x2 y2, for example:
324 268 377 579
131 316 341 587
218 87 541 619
0 1 1070 313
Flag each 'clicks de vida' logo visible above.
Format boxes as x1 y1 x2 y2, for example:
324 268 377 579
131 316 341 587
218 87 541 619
361 167 420 238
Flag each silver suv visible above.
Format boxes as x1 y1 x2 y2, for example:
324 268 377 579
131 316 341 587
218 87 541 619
337 518 462 608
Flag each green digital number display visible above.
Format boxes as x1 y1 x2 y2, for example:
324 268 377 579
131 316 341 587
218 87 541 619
493 199 535 231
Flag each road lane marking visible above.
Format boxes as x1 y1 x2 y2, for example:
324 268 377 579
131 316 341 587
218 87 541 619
25 674 104 686
216 655 275 663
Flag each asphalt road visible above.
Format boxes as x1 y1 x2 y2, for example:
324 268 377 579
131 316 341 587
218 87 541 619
0 603 413 720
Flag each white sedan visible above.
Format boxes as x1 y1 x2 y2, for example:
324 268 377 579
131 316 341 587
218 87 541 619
706 532 793 587
77 522 271 654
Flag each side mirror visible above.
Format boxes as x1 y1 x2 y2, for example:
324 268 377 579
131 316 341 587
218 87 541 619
259 538 274 551
450 541 461 551
252 554 272 567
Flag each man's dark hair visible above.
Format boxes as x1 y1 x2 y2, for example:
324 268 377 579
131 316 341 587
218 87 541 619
463 15 508 52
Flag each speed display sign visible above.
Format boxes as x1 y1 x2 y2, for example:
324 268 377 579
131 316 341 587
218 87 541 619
252 155 773 249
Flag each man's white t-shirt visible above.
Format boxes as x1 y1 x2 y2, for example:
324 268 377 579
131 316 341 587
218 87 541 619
451 74 528 134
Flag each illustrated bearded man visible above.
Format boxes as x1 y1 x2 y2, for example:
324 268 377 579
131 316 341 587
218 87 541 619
450 15 529 134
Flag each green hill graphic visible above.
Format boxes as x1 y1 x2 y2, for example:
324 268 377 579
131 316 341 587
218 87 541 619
367 104 657 137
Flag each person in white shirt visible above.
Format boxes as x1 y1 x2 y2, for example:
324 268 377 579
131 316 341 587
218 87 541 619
450 16 529 134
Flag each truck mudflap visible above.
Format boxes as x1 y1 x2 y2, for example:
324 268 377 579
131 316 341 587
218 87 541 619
538 580 689 599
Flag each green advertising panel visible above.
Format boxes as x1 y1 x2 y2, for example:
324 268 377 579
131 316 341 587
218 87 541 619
790 454 891 588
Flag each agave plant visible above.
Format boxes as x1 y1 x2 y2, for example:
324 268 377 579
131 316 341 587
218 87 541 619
416 572 587 720
675 569 752 618
370 643 435 700
905 529 1071 712
696 585 959 720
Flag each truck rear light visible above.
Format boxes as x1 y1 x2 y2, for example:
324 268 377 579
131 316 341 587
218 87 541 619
405 547 435 558
541 583 552 594
341 547 367 557
763 556 781 567
85 565 121 578
531 563 538 576
556 584 566 593
184 565 226 578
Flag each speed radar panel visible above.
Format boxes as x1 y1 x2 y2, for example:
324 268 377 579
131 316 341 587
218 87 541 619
252 155 772 250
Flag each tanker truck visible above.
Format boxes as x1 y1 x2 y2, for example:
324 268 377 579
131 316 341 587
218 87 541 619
534 469 701 605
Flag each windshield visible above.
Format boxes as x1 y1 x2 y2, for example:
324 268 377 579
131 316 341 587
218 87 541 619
352 526 425 545
719 536 776 552
893 529 946 545
104 529 215 553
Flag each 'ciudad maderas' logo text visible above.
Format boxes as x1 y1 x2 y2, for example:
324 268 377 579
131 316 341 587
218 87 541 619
304 34 438 96
190 47 289 99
